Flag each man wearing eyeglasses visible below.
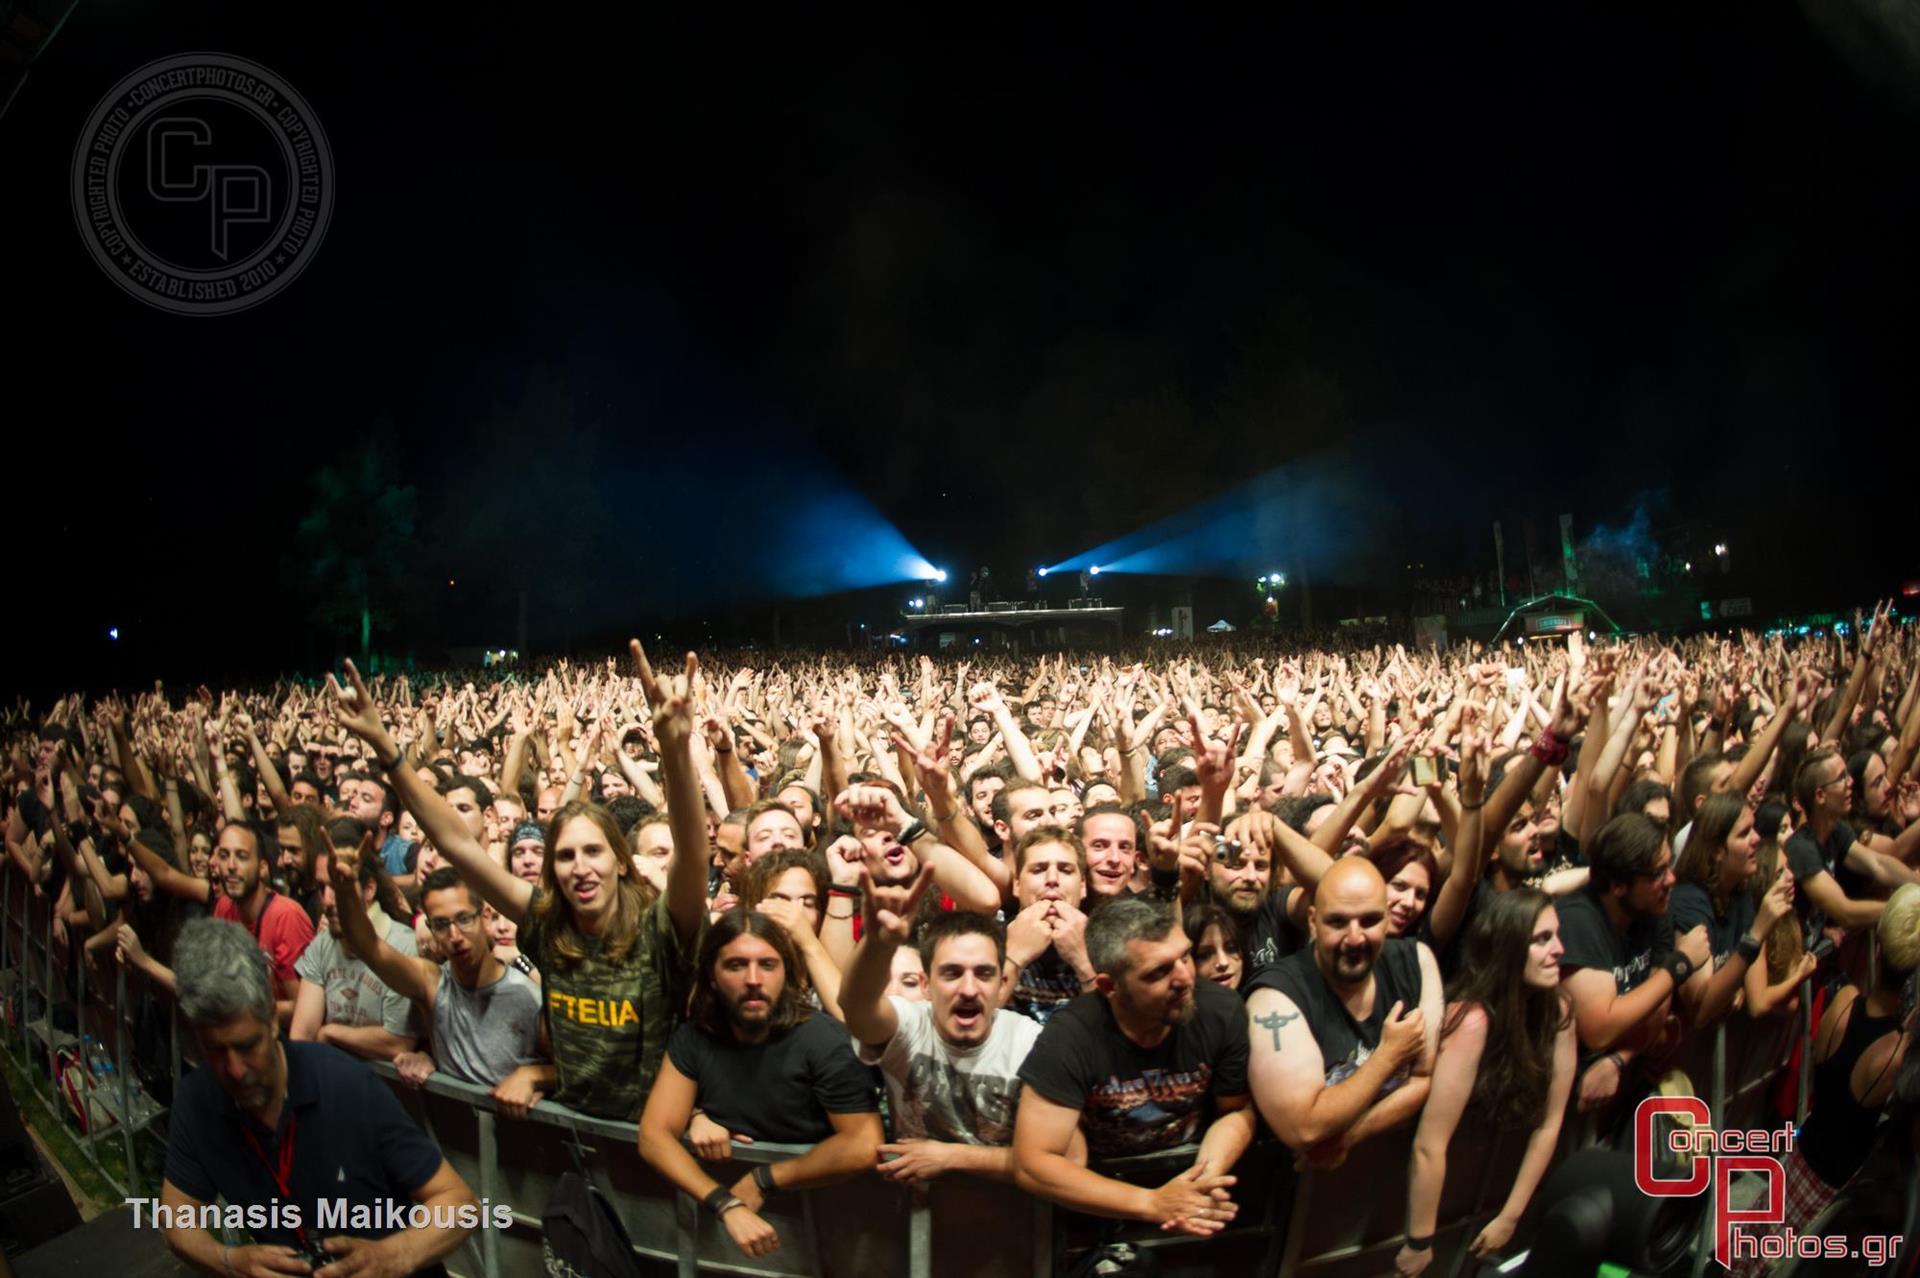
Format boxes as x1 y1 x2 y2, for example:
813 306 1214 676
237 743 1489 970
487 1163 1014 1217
328 856 548 1115
289 820 422 1063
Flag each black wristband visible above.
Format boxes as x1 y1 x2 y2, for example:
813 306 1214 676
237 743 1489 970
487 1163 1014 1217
898 819 932 846
703 1186 733 1214
1405 1233 1434 1251
377 747 402 771
828 884 863 898
752 1163 778 1196
1735 934 1763 965
1661 950 1695 987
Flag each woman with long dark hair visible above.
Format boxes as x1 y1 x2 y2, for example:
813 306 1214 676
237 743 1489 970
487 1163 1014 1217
1182 902 1246 991
1396 888 1576 1277
1669 792 1803 1026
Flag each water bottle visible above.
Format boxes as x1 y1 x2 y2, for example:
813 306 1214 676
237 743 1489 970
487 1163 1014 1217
85 1036 114 1079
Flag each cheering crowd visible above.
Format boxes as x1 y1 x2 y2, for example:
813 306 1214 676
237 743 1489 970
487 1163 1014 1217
6 607 1920 1276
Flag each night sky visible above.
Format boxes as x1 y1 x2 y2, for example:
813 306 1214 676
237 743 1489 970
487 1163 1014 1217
5 3 1917 691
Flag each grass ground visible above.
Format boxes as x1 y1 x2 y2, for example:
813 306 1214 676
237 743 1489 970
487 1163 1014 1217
0 1036 168 1217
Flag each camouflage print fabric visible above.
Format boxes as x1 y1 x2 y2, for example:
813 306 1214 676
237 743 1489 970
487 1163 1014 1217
518 890 703 1120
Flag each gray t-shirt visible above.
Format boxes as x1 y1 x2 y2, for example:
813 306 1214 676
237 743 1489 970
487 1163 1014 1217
294 907 418 1038
432 961 543 1087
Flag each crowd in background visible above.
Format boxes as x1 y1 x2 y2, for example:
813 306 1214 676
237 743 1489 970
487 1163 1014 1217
6 605 1920 1274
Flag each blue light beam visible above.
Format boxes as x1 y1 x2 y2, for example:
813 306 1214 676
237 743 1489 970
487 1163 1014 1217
1046 453 1381 582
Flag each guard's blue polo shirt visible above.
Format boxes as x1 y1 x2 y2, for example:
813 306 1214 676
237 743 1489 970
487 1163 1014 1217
164 1040 444 1250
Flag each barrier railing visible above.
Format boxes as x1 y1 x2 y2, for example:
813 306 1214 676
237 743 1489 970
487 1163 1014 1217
0 863 169 1199
0 856 1857 1278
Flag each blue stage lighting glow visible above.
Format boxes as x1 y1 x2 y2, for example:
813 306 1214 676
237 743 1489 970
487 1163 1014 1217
932 568 948 582
1043 455 1377 582
694 475 941 601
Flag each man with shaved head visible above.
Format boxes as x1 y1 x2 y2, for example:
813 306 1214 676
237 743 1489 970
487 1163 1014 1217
1243 857 1440 1164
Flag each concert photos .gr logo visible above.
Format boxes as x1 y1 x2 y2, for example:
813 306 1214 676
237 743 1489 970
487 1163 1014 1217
70 52 334 316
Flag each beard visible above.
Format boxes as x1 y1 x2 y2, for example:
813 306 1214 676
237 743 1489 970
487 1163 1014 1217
725 988 777 1030
1325 942 1377 986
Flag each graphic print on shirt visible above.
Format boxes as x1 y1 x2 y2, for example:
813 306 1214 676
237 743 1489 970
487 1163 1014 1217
900 1056 1021 1145
1083 1063 1213 1154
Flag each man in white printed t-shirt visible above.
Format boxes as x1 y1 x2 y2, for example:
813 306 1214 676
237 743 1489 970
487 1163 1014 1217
841 866 1046 1185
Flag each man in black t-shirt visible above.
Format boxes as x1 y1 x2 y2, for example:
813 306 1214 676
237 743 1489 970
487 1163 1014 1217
1003 827 1097 1024
1247 858 1438 1165
1013 897 1255 1238
1556 814 1709 1114
638 909 882 1260
1201 810 1301 981
1786 747 1916 936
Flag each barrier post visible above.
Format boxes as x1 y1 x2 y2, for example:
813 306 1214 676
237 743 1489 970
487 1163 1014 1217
906 1195 931 1278
1689 1023 1729 1278
1795 979 1814 1126
674 1190 699 1278
42 890 56 1093
1032 1195 1052 1278
1274 1172 1313 1278
115 963 138 1196
474 1108 500 1278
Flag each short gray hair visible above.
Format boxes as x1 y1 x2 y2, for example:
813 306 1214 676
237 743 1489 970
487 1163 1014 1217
1086 897 1178 979
173 919 275 1028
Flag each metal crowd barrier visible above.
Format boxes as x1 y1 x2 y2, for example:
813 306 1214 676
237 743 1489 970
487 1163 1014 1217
0 854 1861 1278
369 1063 995 1278
371 1062 1563 1278
0 863 172 1200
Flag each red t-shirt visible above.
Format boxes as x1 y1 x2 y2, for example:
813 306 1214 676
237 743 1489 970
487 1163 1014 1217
214 890 316 997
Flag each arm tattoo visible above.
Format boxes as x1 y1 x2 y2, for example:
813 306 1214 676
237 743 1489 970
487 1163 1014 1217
1254 1010 1299 1051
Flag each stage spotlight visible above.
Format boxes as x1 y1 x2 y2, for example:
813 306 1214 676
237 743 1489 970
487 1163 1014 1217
908 598 923 610
108 626 120 641
932 569 948 583
1089 565 1102 576
1037 566 1049 577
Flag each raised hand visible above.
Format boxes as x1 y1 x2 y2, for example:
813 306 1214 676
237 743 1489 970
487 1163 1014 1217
1190 715 1240 793
891 715 957 810
833 784 910 836
861 861 935 945
325 661 390 754
632 640 698 751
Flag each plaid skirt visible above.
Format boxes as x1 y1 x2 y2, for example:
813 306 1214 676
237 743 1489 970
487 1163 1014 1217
1726 1146 1843 1278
